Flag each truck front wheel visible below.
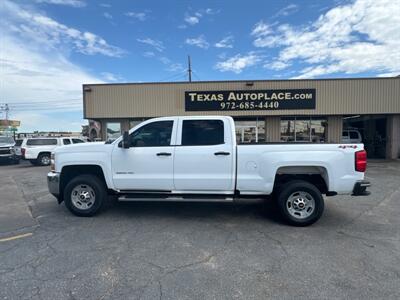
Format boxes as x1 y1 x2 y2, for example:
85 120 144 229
64 175 106 217
276 180 324 226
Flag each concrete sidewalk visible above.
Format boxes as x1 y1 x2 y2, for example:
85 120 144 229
0 175 37 236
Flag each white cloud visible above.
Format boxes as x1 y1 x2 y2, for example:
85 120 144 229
12 112 86 132
205 8 219 15
35 0 86 7
0 0 105 131
251 21 272 37
252 0 400 78
125 12 147 21
377 72 400 77
184 15 200 25
266 61 290 71
143 51 155 57
137 38 165 52
157 57 184 72
103 12 112 19
185 35 209 49
2 0 124 57
215 35 234 48
274 4 298 17
166 63 184 72
251 21 280 47
215 53 261 73
100 72 122 82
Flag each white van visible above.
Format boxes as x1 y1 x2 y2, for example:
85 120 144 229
21 137 85 166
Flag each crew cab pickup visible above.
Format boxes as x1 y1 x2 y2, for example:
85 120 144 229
47 116 370 226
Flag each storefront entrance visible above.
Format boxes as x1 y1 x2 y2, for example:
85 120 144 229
343 115 387 158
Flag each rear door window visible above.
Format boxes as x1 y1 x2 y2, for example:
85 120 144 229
72 139 85 144
181 120 224 146
26 139 58 146
63 139 71 145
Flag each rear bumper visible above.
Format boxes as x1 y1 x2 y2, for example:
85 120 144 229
47 172 60 198
352 180 371 196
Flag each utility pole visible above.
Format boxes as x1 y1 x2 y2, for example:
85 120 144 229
187 55 192 82
0 103 9 123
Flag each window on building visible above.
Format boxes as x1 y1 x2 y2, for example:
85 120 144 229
106 122 121 141
234 117 266 144
129 118 148 130
311 118 327 142
63 139 71 145
280 119 295 142
281 117 327 142
182 120 224 146
130 121 173 147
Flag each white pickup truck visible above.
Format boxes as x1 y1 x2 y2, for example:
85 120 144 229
47 116 370 226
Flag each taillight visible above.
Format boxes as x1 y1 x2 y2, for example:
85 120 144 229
21 148 26 157
50 153 55 172
355 150 367 172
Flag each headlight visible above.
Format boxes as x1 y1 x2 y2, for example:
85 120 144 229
50 153 55 172
9 147 15 154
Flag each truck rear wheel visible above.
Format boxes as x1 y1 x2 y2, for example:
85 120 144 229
38 153 51 166
276 180 324 226
64 175 106 217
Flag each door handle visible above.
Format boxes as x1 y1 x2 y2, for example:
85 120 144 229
156 152 172 156
214 151 230 156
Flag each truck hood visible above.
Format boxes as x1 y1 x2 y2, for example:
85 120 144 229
0 143 14 148
54 142 111 153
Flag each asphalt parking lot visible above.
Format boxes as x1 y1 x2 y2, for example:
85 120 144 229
0 160 399 299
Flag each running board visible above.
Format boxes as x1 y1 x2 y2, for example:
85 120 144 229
118 195 264 203
118 195 234 202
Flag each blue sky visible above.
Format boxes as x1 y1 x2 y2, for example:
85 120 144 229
0 0 399 131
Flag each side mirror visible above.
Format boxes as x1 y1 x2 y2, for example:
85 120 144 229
122 131 130 149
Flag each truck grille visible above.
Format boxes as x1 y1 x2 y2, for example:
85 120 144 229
0 148 11 155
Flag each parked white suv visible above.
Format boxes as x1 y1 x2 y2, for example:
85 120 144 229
22 137 85 166
342 129 362 143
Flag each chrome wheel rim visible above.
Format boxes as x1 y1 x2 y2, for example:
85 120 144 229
71 184 96 210
41 156 50 165
286 191 315 219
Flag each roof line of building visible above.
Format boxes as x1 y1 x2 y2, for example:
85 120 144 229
83 76 399 87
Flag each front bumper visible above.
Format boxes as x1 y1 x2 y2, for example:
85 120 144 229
47 172 60 198
352 180 371 196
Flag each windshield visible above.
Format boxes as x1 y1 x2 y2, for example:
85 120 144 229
0 137 14 144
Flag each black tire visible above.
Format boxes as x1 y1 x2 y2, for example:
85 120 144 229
13 158 20 165
37 153 51 166
276 180 324 226
64 175 107 217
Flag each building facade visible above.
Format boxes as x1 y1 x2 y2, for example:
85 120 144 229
83 77 400 159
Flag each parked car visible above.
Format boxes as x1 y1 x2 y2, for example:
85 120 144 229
22 137 86 166
47 116 370 226
14 139 23 158
342 129 362 143
0 136 19 164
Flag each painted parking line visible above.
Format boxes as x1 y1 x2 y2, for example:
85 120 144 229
0 232 33 242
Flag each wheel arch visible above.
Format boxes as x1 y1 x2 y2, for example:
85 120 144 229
60 165 110 201
273 165 330 194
